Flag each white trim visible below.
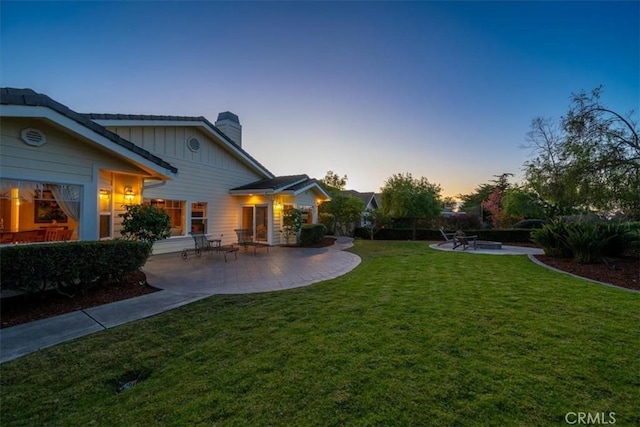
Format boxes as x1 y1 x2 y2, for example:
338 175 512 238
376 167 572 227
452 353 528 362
286 182 332 199
92 118 273 179
1 105 176 179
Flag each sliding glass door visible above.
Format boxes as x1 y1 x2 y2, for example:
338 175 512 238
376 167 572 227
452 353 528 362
241 205 268 243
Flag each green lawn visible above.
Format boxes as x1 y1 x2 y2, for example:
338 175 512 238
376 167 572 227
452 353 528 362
1 241 638 426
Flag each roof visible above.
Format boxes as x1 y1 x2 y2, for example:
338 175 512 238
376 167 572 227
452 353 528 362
230 174 331 199
343 190 379 208
0 88 178 175
84 113 272 179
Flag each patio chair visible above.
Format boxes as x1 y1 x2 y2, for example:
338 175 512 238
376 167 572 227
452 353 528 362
438 227 455 246
453 230 478 250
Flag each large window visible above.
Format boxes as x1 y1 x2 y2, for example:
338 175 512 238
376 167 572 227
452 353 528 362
191 202 207 234
145 199 185 236
0 179 80 240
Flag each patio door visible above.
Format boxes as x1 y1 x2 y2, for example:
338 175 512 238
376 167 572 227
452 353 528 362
241 205 269 243
255 205 268 242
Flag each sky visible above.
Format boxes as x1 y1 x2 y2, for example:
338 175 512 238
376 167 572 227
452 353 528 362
1 1 638 198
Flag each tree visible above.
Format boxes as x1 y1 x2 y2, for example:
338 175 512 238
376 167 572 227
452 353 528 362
482 173 514 228
523 117 581 217
320 170 347 195
318 171 364 235
281 207 303 245
380 173 442 240
323 193 364 236
442 196 458 212
524 86 639 218
119 204 171 246
502 187 546 220
362 208 390 240
457 173 513 227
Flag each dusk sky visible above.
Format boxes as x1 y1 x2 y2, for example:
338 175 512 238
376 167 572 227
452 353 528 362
2 1 638 198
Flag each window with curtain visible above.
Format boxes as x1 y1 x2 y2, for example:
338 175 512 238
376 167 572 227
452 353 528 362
0 179 80 237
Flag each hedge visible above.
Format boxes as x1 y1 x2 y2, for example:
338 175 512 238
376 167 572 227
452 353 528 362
300 224 327 245
354 228 535 243
0 240 152 296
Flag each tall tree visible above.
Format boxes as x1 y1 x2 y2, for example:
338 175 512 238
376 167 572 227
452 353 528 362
524 86 639 218
380 173 442 240
523 117 581 216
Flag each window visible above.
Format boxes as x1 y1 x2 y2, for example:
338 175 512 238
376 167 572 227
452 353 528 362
0 179 80 239
99 189 112 238
299 205 313 224
145 199 185 236
191 202 207 234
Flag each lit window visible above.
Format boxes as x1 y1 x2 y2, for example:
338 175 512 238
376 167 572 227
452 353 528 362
191 202 207 234
145 199 185 236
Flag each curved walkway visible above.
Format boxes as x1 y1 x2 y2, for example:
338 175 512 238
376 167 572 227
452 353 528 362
0 237 360 364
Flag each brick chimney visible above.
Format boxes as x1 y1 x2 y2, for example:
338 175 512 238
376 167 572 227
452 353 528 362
215 111 242 147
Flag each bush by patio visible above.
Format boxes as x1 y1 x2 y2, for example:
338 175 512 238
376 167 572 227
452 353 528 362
0 240 152 296
300 224 327 245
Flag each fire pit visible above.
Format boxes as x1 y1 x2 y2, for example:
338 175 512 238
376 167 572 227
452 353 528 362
476 241 502 250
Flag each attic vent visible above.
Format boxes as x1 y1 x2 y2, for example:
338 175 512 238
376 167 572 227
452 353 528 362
20 128 47 147
187 137 201 152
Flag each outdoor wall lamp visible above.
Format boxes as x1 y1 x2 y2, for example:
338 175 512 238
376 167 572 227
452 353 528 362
124 186 135 203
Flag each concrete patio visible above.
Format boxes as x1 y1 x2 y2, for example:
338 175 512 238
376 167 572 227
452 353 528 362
0 237 361 364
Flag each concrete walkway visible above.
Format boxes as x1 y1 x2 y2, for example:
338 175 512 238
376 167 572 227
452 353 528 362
0 237 360 364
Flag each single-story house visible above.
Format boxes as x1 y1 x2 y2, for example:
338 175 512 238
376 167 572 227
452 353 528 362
342 190 381 227
0 88 330 253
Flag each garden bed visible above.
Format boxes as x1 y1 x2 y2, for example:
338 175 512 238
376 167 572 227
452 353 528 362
1 271 158 328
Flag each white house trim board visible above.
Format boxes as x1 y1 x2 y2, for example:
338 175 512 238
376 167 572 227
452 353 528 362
1 105 176 180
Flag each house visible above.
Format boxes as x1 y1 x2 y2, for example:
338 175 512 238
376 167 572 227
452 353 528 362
0 88 330 253
342 190 381 227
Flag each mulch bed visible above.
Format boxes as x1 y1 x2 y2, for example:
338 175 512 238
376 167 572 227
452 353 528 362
0 271 158 329
1 241 637 329
534 255 639 292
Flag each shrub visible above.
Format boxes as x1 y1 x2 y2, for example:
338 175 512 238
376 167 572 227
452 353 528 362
600 222 635 258
531 219 637 263
300 224 327 245
0 240 151 296
282 208 303 245
531 219 572 258
120 204 171 244
565 222 612 264
318 213 335 236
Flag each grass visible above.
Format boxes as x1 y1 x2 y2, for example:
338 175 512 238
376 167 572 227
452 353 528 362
1 241 639 426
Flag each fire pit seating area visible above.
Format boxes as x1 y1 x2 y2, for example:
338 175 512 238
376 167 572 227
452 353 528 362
440 228 503 251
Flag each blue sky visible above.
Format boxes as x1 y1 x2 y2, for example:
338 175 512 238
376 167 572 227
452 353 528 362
2 1 638 197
